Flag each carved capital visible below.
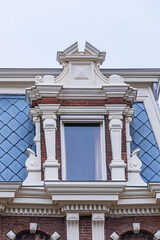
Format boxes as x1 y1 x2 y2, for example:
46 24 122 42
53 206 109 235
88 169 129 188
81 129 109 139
92 213 105 221
43 118 57 129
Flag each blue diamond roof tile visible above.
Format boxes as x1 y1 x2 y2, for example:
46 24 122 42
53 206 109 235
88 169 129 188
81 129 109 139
130 102 160 182
0 95 35 181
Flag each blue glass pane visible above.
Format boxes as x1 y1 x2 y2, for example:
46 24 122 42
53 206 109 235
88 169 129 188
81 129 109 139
64 123 102 180
0 95 35 181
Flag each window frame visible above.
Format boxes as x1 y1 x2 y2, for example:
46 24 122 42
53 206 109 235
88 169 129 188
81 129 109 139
60 115 107 180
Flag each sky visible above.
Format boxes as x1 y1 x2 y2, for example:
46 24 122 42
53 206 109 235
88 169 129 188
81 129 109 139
0 0 160 68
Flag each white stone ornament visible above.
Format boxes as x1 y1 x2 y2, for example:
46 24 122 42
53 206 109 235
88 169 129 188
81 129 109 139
109 74 124 85
50 232 60 240
154 231 160 240
92 213 105 221
30 222 37 233
127 149 147 186
35 75 55 85
6 231 16 240
110 232 119 240
133 223 140 234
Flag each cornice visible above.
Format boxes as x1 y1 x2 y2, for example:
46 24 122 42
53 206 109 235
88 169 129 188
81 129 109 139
0 68 160 79
0 183 160 217
26 84 137 104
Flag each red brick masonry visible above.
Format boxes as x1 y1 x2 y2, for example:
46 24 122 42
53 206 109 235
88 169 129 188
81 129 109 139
1 216 160 240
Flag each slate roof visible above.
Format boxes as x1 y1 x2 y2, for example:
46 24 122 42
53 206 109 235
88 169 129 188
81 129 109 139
0 95 35 181
130 102 160 182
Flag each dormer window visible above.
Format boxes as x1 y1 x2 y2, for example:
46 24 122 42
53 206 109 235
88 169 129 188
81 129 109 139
61 116 106 181
25 42 137 185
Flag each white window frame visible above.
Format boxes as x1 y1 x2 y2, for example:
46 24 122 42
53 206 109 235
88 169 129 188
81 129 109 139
60 115 107 180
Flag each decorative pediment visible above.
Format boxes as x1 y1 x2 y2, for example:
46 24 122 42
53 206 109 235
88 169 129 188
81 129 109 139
36 42 108 87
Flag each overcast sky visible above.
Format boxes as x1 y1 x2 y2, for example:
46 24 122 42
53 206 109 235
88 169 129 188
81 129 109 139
0 0 160 68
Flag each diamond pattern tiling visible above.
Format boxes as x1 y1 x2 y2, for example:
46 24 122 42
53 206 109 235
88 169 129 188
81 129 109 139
0 95 35 181
130 102 160 182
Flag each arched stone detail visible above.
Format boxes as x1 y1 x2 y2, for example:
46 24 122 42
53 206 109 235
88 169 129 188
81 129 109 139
13 225 52 239
16 231 49 240
120 231 153 240
116 224 155 237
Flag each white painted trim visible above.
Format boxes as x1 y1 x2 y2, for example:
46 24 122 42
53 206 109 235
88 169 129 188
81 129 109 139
60 116 107 181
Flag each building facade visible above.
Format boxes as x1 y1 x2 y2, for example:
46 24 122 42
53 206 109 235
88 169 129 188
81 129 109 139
0 42 160 239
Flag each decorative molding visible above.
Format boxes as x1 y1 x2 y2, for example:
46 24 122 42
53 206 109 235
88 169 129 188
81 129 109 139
50 232 60 240
23 149 42 186
6 231 16 240
110 232 119 240
154 231 160 240
67 213 79 221
92 213 105 240
133 223 140 234
61 204 109 213
30 223 37 233
44 181 125 202
67 213 79 240
127 149 147 186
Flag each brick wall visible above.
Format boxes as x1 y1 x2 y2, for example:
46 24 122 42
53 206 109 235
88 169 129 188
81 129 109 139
1 216 66 240
1 215 159 240
105 216 157 239
79 217 92 240
32 98 126 108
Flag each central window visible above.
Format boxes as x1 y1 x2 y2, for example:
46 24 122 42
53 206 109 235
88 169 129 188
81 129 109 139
61 116 106 180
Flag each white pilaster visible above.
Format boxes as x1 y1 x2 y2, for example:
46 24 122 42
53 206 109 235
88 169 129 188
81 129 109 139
66 213 79 240
92 213 105 240
108 115 126 180
43 115 60 180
